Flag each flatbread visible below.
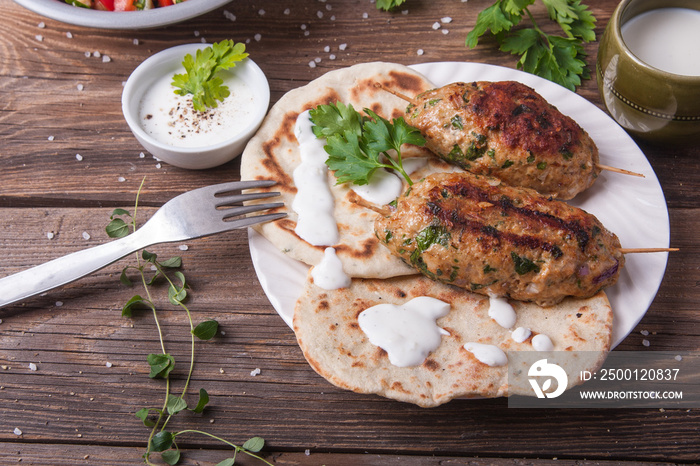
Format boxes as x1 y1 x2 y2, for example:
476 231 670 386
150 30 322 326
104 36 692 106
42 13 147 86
293 272 612 408
240 62 449 278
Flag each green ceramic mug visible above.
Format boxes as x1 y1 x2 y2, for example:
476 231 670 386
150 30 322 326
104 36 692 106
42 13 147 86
596 0 700 143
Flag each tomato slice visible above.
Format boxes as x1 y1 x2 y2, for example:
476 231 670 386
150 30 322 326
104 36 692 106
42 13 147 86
157 0 174 5
95 0 115 10
114 0 136 11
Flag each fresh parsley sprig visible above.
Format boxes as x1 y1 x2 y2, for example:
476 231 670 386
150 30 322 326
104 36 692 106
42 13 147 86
309 102 426 187
106 178 272 466
171 40 249 112
465 0 596 91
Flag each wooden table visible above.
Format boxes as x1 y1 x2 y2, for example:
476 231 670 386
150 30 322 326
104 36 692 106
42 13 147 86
1 0 698 464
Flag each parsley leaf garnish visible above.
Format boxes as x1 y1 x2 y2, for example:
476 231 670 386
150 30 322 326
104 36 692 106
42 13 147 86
171 40 249 112
309 103 425 186
465 0 596 91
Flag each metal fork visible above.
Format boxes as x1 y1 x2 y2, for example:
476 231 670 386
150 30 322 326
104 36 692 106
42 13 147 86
0 180 285 308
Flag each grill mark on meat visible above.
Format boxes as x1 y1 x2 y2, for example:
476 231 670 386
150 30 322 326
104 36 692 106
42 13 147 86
426 181 590 253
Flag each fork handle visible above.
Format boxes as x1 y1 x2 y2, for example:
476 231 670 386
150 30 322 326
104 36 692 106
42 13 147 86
0 230 152 308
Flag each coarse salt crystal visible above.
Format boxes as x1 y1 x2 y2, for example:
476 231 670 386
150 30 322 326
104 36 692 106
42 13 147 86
133 38 140 45
442 29 449 35
56 301 63 307
106 362 113 368
250 368 261 376
675 355 683 361
117 176 126 182
339 43 347 51
329 54 336 60
139 152 145 158
85 51 91 58
155 163 162 169
48 135 55 141
66 32 73 39
223 10 236 21
38 22 45 28
301 24 307 30
432 22 441 30
284 8 290 15
35 35 43 42
47 232 54 239
93 51 101 58
324 45 330 52
362 12 368 19
77 83 84 91
640 330 649 336
417 49 424 56
258 9 265 15
314 57 321 63
29 363 37 371
179 245 189 251
305 449 311 456
82 231 91 240
308 60 317 68
194 30 200 37
254 33 262 42
441 16 453 23
102 55 111 63
642 339 650 347
317 11 323 18
76 154 83 161
14 428 22 436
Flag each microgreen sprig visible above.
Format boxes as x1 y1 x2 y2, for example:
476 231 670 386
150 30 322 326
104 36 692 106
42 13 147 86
106 177 272 466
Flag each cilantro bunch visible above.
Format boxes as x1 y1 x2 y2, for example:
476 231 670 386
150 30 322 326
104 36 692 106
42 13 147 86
309 102 426 187
172 40 249 112
465 0 596 91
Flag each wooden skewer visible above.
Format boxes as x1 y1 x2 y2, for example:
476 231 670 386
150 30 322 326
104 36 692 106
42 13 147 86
597 164 645 178
347 190 391 216
376 82 646 179
620 247 679 254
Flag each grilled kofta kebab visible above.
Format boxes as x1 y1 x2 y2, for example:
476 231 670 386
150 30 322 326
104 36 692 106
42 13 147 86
375 171 624 307
402 81 602 200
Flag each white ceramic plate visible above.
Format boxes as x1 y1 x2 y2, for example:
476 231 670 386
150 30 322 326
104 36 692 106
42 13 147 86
248 61 671 348
14 0 231 29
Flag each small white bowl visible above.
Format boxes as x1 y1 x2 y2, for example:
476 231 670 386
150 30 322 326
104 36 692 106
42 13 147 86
122 43 270 170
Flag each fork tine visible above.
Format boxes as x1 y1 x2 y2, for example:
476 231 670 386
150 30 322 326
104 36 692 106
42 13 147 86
221 202 284 220
215 191 281 207
213 179 278 195
224 212 287 230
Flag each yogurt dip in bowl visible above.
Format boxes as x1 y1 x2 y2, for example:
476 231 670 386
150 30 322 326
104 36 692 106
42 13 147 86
122 43 270 169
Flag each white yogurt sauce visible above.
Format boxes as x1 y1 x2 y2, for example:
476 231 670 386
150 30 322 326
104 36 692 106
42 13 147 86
351 169 403 206
463 342 508 367
488 296 517 329
621 8 700 76
511 327 532 343
532 333 555 351
311 247 351 290
139 69 256 148
292 110 339 246
358 297 450 367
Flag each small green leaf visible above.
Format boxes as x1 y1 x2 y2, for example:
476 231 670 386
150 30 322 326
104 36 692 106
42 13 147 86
375 0 407 11
150 430 174 452
135 408 156 427
161 449 181 465
192 320 219 340
159 256 182 268
215 459 235 466
106 218 130 238
242 436 265 453
142 250 158 262
193 388 209 413
122 295 147 317
147 353 175 379
167 395 188 415
120 267 133 286
110 208 131 218
168 283 188 306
